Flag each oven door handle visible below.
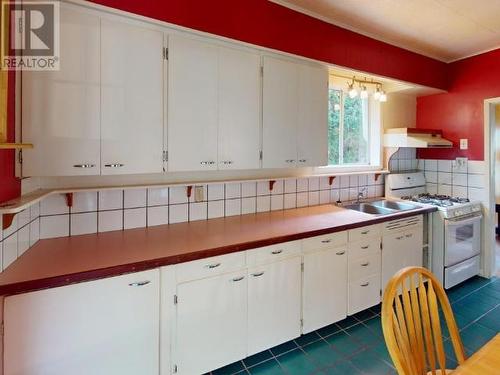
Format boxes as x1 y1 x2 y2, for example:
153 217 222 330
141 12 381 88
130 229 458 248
445 213 482 226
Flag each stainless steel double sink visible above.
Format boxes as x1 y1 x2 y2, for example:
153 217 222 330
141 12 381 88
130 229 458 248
344 200 420 216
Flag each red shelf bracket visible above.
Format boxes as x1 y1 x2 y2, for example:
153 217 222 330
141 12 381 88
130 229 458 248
186 185 193 199
2 213 15 231
374 173 382 182
269 180 276 191
65 193 73 208
329 176 336 186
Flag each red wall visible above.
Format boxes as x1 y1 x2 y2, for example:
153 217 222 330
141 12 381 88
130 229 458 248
0 70 20 203
417 49 500 160
89 0 448 90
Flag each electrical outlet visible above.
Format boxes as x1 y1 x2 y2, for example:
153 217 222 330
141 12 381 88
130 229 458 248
460 139 468 150
452 157 468 171
194 186 205 202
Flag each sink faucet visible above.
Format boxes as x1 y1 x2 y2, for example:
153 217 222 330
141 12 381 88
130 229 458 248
357 187 367 203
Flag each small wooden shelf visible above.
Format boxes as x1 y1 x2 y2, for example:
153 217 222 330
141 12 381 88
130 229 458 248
0 143 34 149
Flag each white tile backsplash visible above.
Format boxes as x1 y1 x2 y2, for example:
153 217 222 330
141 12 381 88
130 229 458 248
270 195 284 211
284 179 297 193
29 218 40 247
40 194 69 215
225 183 241 199
438 160 452 172
207 184 224 201
3 233 17 270
297 192 308 207
40 215 69 239
256 195 271 212
124 208 147 229
147 205 169 227
225 199 241 216
72 192 98 213
241 197 256 214
189 202 207 221
71 212 98 235
169 204 188 224
208 200 224 218
297 178 308 192
284 193 296 209
241 182 257 198
98 210 123 233
124 189 147 209
308 177 319 191
99 190 123 210
18 225 30 256
169 186 188 204
308 191 319 206
257 181 270 196
271 180 284 195
148 187 169 206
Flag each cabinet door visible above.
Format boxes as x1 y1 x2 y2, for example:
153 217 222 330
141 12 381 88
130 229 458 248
262 56 298 169
218 47 261 170
4 270 160 375
303 247 347 333
168 35 218 171
101 18 164 175
297 64 328 167
22 5 100 176
382 227 423 290
248 256 302 355
175 270 247 375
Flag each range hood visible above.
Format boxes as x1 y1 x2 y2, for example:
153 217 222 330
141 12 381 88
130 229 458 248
384 128 453 148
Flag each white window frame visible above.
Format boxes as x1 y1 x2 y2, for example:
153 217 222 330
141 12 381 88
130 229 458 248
315 86 382 174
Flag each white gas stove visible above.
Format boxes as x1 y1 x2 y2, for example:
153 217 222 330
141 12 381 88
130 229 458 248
386 172 482 288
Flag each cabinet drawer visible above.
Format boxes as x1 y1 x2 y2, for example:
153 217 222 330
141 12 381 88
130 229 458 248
176 252 246 283
348 274 381 315
384 215 423 233
302 231 348 253
348 253 381 282
348 240 380 260
348 224 382 242
246 241 301 266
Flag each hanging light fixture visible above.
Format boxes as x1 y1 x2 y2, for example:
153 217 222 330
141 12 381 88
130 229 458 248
360 84 368 99
348 79 358 98
379 91 387 102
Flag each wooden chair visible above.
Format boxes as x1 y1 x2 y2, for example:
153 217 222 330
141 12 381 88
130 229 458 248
381 267 466 375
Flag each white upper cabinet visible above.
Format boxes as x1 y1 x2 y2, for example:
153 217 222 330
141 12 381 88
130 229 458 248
4 270 160 375
22 5 100 176
167 35 219 171
218 47 261 170
262 56 328 169
262 56 299 168
101 18 164 175
297 64 328 167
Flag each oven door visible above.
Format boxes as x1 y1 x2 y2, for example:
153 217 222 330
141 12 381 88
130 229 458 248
444 213 482 267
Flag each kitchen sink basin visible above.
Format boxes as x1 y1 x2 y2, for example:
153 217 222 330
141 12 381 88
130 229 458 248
370 200 421 211
344 203 395 215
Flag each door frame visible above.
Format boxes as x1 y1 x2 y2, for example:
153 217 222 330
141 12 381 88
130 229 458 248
484 97 500 277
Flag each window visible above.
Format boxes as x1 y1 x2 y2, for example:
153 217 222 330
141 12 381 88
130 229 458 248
328 88 370 166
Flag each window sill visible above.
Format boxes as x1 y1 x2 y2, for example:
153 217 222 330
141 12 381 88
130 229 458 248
313 165 388 176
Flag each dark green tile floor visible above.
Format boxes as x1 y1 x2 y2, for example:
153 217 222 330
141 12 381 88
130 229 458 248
208 276 500 375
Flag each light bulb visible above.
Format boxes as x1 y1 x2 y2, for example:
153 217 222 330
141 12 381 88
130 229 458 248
373 86 381 100
360 86 368 99
379 91 387 102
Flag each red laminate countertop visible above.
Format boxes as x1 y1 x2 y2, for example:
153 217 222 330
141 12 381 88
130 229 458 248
0 204 436 295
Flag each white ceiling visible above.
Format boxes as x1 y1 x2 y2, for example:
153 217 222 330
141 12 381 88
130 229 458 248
271 0 500 62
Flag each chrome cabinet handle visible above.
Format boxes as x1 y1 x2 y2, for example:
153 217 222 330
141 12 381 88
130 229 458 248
360 282 370 287
200 161 216 165
321 239 332 244
396 236 404 240
220 161 233 165
336 250 346 255
361 230 370 235
206 263 221 269
285 159 295 163
231 276 245 282
252 271 265 277
298 159 307 163
104 163 125 168
405 234 413 238
361 262 370 267
128 280 151 287
361 245 369 249
73 164 95 168
271 249 283 255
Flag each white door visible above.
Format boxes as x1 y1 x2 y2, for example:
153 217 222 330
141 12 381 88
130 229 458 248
168 35 218 171
262 56 298 169
175 270 247 375
382 227 423 290
218 47 261 170
4 270 160 375
247 256 302 355
22 5 100 176
303 247 347 333
297 64 328 167
101 18 164 175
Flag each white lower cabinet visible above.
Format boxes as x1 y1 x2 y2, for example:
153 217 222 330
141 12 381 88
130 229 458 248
174 270 248 375
247 256 302 355
4 270 160 375
302 246 347 333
